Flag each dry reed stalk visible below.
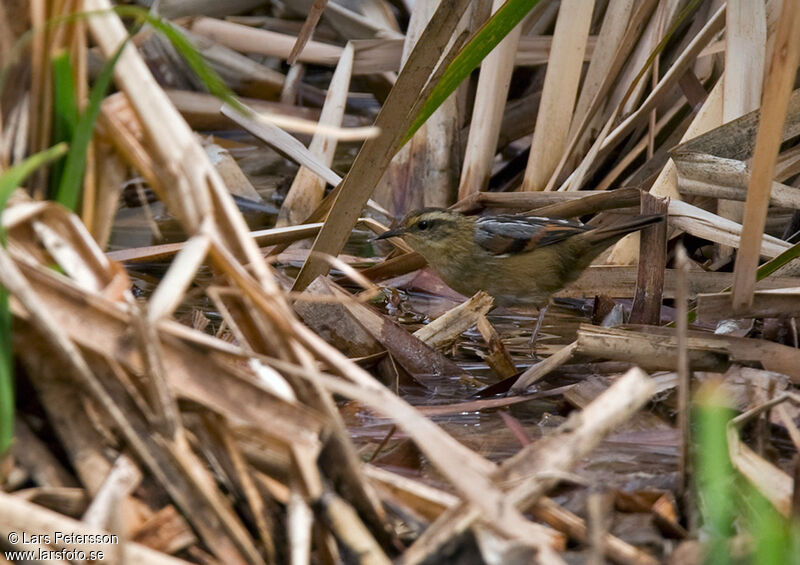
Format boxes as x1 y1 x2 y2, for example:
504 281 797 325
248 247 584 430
544 0 659 189
629 192 668 325
294 0 471 290
697 288 800 321
532 497 659 565
458 0 523 198
776 404 800 453
174 28 285 98
560 265 800 299
413 290 494 350
456 187 642 215
221 103 342 187
670 199 790 256
610 0 680 118
205 143 261 201
727 394 800 517
86 5 205 228
594 98 685 191
641 197 791 262
287 484 313 565
3 241 323 447
675 246 691 499
316 490 392 565
563 3 725 196
91 142 126 249
674 153 800 210
287 0 329 65
599 5 726 162
146 229 212 321
548 0 700 194
372 0 467 216
476 314 517 379
275 349 562 549
290 0 403 40
576 325 729 373
510 341 578 394
187 17 343 65
670 88 800 162
3 199 122 293
278 43 354 226
164 89 337 128
292 278 385 360
402 367 655 565
584 324 800 382
0 248 259 563
12 1 800 561
158 0 265 18
195 415 279 563
731 0 800 310
279 62 304 105
348 38 403 73
522 0 594 191
515 34 597 66
717 0 766 259
27 0 51 197
81 453 141 533
568 0 634 146
129 296 182 439
0 491 190 564
106 222 327 262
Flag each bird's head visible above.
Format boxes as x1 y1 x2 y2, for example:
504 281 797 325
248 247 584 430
375 208 472 257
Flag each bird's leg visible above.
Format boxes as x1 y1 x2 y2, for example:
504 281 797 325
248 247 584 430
528 303 549 359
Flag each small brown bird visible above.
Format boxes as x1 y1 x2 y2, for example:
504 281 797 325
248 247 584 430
377 208 664 345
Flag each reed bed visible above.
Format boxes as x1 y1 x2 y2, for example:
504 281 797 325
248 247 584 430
1 1 799 563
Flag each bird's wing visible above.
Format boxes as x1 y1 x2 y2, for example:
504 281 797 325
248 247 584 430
474 215 590 255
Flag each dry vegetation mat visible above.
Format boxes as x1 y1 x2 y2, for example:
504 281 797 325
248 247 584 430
1 0 800 564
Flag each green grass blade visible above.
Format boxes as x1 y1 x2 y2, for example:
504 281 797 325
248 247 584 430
0 144 70 232
50 49 79 194
402 0 539 145
51 50 78 141
694 385 734 565
0 142 68 455
55 39 127 211
52 7 245 213
2 7 243 152
747 488 792 565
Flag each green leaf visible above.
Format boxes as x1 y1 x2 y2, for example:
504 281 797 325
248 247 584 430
747 488 793 565
55 39 127 211
0 142 68 455
694 386 734 565
402 0 539 145
0 144 69 234
50 49 79 194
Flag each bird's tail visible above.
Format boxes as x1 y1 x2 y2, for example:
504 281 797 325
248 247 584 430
585 214 665 244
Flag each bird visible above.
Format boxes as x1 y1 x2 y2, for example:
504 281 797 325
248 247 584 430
376 208 664 349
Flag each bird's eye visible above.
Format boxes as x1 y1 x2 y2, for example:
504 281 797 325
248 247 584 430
417 220 431 230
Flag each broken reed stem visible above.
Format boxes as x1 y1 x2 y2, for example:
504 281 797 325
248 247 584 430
287 0 329 65
676 245 691 501
731 0 800 310
629 191 668 325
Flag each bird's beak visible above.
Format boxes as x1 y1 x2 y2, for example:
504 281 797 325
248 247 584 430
373 226 405 241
